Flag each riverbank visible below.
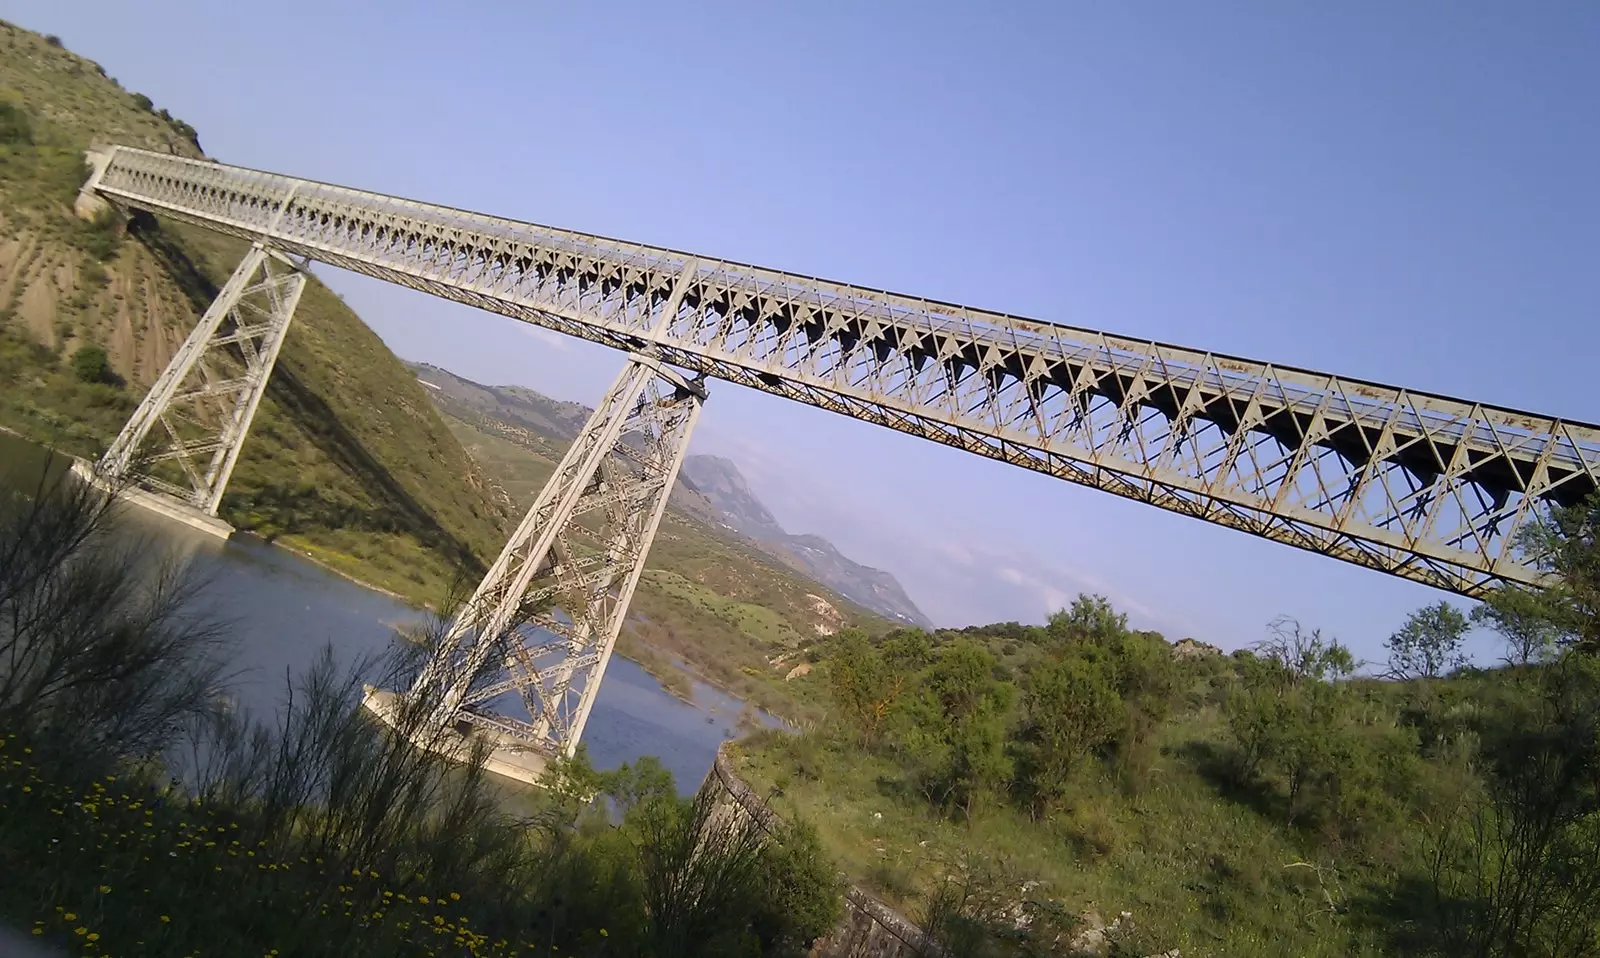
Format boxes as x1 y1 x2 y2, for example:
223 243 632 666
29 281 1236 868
5 429 795 741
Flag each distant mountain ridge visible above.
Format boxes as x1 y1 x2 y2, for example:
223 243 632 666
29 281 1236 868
676 454 786 539
410 362 934 629
674 457 933 629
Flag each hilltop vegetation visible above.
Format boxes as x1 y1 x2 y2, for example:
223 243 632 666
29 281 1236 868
0 21 510 604
733 497 1600 957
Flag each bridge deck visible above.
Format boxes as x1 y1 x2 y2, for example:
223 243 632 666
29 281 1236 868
89 145 1600 596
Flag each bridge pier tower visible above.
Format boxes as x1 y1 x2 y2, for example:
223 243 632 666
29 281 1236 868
75 242 306 538
364 353 706 782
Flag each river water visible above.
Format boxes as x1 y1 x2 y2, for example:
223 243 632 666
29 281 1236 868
0 432 761 795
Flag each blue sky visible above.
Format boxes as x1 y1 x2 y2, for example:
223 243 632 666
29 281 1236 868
15 1 1598 663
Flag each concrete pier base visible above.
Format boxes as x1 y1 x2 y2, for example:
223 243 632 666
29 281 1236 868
360 686 552 788
70 459 235 540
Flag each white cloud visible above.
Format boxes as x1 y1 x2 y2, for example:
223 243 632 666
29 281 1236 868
680 431 1192 636
521 324 572 353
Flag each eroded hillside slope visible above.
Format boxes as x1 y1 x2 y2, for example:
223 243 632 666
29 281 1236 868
0 22 510 603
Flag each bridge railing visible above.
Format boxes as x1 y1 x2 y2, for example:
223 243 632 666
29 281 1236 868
93 145 1600 596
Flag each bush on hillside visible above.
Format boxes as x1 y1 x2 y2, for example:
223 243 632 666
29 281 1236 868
70 343 113 384
0 100 31 145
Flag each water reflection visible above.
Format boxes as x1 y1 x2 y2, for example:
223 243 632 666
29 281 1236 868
0 432 770 795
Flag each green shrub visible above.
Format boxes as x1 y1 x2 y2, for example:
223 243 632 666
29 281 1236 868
0 100 31 145
69 344 112 384
76 208 123 261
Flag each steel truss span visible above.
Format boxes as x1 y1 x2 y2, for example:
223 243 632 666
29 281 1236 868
93 146 1600 596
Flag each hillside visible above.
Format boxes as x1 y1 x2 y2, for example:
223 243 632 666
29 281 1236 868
412 361 933 629
0 22 510 604
734 590 1600 957
414 370 900 721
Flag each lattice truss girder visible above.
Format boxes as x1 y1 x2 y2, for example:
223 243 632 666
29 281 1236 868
99 241 305 514
412 355 704 758
92 147 1600 595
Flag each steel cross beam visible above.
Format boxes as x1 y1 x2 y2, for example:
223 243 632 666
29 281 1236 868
91 145 1600 596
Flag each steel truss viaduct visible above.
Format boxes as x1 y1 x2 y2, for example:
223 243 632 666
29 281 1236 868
78 145 1600 767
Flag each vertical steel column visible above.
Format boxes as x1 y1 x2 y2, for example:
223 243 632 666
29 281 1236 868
97 244 305 515
415 353 706 758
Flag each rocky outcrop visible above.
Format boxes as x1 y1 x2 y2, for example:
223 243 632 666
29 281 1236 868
1171 637 1223 661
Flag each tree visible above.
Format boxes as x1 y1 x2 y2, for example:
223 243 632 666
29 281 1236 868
897 640 1015 819
71 344 113 384
1426 654 1600 957
131 92 154 112
880 628 934 672
826 629 902 745
1016 656 1123 817
747 820 845 957
926 640 1001 722
1047 593 1127 645
1386 602 1470 679
630 788 769 958
1257 615 1356 684
1472 586 1564 666
600 755 676 816
1516 493 1600 653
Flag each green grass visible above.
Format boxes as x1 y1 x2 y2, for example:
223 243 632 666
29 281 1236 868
0 736 548 957
732 720 1393 958
643 569 805 650
443 416 557 503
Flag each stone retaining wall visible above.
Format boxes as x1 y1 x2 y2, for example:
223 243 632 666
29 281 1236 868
704 743 941 958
